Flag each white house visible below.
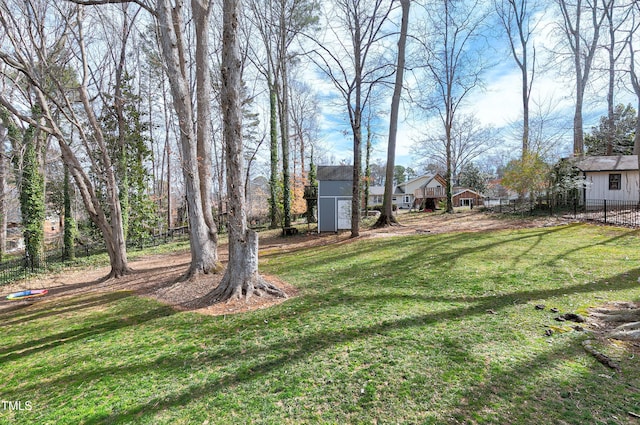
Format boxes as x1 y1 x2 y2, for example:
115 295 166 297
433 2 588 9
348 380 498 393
367 185 385 207
573 155 640 202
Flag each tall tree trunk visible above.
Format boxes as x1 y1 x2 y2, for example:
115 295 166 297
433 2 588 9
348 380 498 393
521 54 530 156
209 0 285 302
351 14 363 238
278 64 292 228
63 162 75 261
268 75 279 229
573 88 585 156
114 4 130 241
375 0 409 227
557 0 605 156
20 122 45 269
76 8 130 278
364 119 372 219
445 121 454 213
351 121 362 237
156 0 220 277
0 118 7 262
606 0 615 156
193 0 219 249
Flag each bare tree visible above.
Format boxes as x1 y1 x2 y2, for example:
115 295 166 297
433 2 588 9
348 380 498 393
72 0 224 277
0 113 8 262
415 0 490 213
412 114 499 185
308 0 394 237
0 1 133 277
246 0 319 229
555 0 607 155
206 0 285 301
629 2 640 156
495 0 543 157
375 0 409 228
600 0 632 155
154 0 221 277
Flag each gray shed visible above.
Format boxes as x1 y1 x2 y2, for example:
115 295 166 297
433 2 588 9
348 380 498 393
317 165 353 232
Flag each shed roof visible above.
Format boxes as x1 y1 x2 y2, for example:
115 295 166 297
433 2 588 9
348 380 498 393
453 188 482 197
573 155 639 172
317 165 353 181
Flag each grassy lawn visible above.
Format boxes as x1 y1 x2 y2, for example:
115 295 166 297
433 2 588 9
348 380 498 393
1 223 639 424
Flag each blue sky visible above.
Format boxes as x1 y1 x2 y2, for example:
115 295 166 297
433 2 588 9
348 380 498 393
307 3 638 172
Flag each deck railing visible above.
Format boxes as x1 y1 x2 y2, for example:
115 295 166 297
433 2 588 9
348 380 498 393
414 187 446 198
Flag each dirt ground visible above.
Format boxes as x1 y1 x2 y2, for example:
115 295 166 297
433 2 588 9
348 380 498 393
0 210 575 317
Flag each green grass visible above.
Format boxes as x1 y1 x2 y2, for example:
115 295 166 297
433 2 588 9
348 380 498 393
1 223 640 424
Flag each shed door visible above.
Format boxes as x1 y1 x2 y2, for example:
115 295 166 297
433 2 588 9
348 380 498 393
337 200 351 230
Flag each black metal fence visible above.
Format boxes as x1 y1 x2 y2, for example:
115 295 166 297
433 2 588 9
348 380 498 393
484 198 640 228
578 200 640 228
0 228 190 286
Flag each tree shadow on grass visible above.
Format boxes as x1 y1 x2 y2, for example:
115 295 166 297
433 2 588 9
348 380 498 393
67 267 640 424
262 224 576 281
5 224 640 423
447 336 639 424
0 291 133 327
0 292 175 365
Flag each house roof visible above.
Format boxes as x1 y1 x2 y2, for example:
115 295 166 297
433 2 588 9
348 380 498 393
453 188 482 197
368 186 385 196
573 155 639 172
395 173 444 190
418 174 441 189
317 165 353 181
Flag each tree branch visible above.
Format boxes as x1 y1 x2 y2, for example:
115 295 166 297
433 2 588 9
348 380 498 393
65 0 154 16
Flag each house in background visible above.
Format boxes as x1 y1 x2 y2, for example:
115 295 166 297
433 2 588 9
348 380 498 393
573 155 640 202
317 165 353 232
452 188 484 208
367 174 447 210
409 174 447 210
367 185 385 207
366 173 485 210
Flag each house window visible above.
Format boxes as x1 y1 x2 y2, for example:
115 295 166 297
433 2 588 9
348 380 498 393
609 173 621 190
404 195 410 204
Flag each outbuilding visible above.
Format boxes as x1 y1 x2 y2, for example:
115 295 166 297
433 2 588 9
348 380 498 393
453 188 484 208
317 165 353 232
573 155 640 202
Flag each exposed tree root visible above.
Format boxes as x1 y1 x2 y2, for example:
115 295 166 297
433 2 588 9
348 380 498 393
582 339 621 371
206 273 287 304
372 213 400 229
589 303 640 342
180 261 224 282
609 323 640 341
102 266 134 281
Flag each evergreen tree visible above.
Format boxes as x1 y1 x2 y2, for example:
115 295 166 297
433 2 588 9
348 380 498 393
20 120 46 269
101 75 158 242
585 104 637 156
63 163 76 260
458 163 488 193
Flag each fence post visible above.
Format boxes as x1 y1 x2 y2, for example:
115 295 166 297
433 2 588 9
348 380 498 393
604 199 607 224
